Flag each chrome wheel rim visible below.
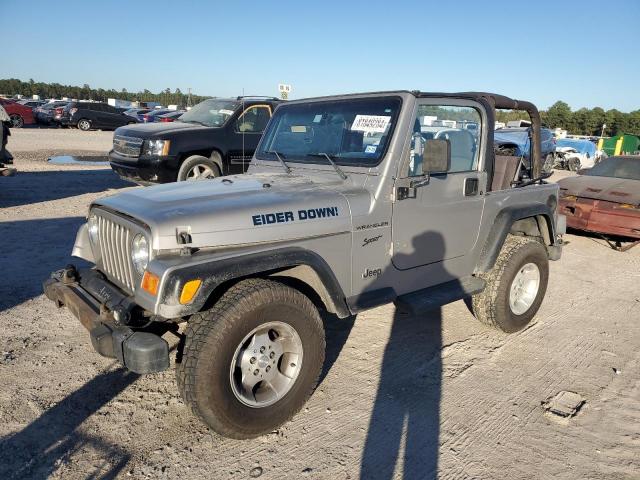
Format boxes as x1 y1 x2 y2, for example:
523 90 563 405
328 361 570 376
230 321 303 408
78 120 89 130
186 164 214 180
509 262 540 315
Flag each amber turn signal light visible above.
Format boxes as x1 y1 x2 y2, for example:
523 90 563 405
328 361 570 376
180 279 202 304
141 271 160 296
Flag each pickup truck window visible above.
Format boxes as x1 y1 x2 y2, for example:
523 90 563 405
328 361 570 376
179 99 239 127
236 105 271 133
408 104 481 176
256 96 402 167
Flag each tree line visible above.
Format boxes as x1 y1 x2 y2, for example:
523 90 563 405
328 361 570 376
0 78 210 108
495 101 639 137
2 78 639 136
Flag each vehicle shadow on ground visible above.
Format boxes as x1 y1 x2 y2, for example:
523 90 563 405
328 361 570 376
0 366 139 480
360 231 453 479
0 217 87 312
0 169 129 208
319 313 355 385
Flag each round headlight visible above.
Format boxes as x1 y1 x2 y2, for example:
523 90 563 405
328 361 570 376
87 214 99 244
131 234 149 275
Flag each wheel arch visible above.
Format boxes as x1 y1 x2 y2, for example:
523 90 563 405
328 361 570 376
178 148 224 173
475 204 557 273
158 247 351 319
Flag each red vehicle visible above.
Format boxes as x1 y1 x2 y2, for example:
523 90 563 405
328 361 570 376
0 98 35 128
558 156 640 240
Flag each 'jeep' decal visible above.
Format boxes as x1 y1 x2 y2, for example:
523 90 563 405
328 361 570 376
252 207 339 226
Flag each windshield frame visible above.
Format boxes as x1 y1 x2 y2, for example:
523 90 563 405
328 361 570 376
177 98 239 128
255 95 403 168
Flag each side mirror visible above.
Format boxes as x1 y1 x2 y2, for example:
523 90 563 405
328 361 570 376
422 138 450 174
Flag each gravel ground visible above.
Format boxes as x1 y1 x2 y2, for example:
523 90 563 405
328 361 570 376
0 129 639 480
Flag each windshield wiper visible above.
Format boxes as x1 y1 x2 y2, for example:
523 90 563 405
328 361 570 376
267 151 292 175
308 153 348 180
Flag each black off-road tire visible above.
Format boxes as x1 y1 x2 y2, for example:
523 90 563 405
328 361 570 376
471 235 549 333
176 278 325 439
177 155 221 181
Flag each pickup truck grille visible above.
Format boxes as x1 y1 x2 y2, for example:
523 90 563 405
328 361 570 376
94 213 137 293
113 135 143 157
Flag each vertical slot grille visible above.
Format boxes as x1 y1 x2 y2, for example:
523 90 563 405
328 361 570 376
96 215 136 292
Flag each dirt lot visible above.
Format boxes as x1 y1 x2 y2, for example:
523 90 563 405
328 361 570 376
1 129 639 480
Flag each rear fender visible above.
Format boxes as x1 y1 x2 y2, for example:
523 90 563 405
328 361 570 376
476 205 557 273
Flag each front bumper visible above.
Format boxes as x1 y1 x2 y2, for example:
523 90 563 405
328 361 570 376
560 197 640 239
109 150 178 184
43 266 170 374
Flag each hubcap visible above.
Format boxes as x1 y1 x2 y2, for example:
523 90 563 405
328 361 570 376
229 321 303 408
509 262 540 315
79 120 89 130
10 115 22 127
186 164 214 180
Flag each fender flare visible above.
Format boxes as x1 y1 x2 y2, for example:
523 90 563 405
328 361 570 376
476 204 556 273
157 247 350 319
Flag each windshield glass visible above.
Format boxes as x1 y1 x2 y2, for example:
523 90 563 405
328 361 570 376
583 157 640 181
256 96 402 167
178 99 239 127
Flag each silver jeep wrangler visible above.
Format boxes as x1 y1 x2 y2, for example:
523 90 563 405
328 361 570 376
44 91 564 438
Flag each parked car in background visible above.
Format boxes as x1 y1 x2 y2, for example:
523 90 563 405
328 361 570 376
559 156 640 240
17 99 47 108
57 101 139 131
123 108 151 121
0 98 35 128
494 126 555 168
552 138 599 171
157 110 185 122
142 109 173 123
109 96 281 184
35 101 69 125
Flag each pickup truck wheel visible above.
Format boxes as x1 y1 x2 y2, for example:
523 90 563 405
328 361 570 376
472 235 548 333
177 155 221 181
176 278 325 439
543 153 555 173
77 119 91 131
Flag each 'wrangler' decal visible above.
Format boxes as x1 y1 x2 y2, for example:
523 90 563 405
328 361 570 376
252 207 339 226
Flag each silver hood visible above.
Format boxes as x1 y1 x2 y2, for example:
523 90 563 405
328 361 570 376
93 173 354 250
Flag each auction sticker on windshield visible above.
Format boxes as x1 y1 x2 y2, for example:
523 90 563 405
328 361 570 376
351 115 391 133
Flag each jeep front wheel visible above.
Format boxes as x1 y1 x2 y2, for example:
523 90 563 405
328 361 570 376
176 278 325 439
471 235 549 333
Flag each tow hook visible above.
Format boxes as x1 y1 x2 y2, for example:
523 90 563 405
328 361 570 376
61 264 78 285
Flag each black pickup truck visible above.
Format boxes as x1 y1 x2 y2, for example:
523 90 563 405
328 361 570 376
108 96 282 184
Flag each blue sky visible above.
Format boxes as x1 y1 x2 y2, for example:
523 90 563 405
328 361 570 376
1 0 638 111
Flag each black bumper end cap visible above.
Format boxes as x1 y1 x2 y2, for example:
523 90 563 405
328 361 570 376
123 332 169 374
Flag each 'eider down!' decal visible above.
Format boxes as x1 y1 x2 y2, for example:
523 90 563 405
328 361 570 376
252 207 339 226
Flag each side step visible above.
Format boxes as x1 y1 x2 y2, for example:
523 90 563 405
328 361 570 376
394 276 486 315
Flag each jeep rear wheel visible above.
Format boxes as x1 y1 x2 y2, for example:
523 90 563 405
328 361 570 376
177 155 221 181
176 278 325 439
471 235 549 333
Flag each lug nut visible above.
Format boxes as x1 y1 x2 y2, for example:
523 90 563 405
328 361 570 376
260 346 266 353
253 369 259 376
269 352 275 359
250 357 256 364
266 366 271 372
